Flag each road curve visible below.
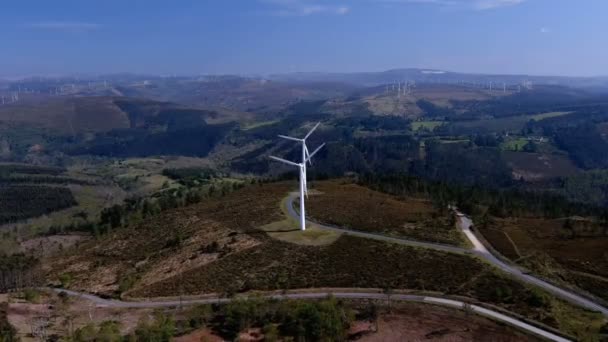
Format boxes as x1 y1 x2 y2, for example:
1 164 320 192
285 193 608 317
284 193 468 255
50 288 570 342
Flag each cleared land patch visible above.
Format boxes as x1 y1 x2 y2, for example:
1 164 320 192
358 302 539 342
45 182 294 295
503 151 580 181
530 111 572 121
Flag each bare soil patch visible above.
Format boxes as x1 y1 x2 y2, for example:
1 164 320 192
358 303 538 342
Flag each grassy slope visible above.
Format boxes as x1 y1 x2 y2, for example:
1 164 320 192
478 216 608 303
0 97 129 134
306 181 465 246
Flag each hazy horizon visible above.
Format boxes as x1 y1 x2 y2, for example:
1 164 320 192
2 0 607 77
2 67 608 81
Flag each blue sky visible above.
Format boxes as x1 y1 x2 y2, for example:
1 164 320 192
1 0 607 77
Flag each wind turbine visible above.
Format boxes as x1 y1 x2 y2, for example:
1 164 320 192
269 122 325 231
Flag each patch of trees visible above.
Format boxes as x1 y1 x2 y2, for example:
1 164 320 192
287 100 327 116
68 297 353 342
351 135 419 173
0 253 40 292
0 185 77 224
0 303 17 342
71 321 123 342
62 181 247 237
420 142 513 187
559 170 608 205
526 104 608 134
0 164 65 176
162 167 220 186
359 173 607 219
217 297 353 341
114 98 170 128
294 134 419 177
149 108 216 131
0 175 96 186
472 134 502 147
233 131 420 177
417 100 455 118
553 124 608 169
234 129 516 189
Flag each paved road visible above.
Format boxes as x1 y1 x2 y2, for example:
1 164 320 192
50 288 570 342
457 214 608 316
285 194 608 317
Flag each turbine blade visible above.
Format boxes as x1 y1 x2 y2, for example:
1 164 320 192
278 135 302 142
305 143 325 163
304 122 321 140
269 155 300 167
304 145 313 165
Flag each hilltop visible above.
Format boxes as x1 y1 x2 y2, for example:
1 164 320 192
38 180 605 338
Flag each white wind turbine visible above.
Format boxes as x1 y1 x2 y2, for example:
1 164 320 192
269 122 325 231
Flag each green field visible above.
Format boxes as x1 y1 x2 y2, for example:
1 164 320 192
501 137 529 151
242 119 280 130
411 121 445 131
530 111 572 121
439 138 469 144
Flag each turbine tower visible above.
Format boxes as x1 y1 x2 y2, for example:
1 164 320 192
269 122 325 231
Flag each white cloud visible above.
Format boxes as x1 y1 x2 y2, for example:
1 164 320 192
24 21 101 32
377 0 527 10
539 27 551 34
260 0 351 16
473 0 525 10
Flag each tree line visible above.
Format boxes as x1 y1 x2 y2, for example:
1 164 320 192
68 296 355 342
359 172 608 219
50 180 249 237
0 253 40 293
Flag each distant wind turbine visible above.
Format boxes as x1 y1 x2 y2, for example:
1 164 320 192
269 122 325 231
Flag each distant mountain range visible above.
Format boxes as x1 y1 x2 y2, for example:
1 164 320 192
269 68 608 89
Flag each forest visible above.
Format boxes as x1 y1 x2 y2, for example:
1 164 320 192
359 173 608 219
68 122 235 157
0 185 76 224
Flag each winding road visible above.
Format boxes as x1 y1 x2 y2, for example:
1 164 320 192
285 193 608 316
51 288 570 342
